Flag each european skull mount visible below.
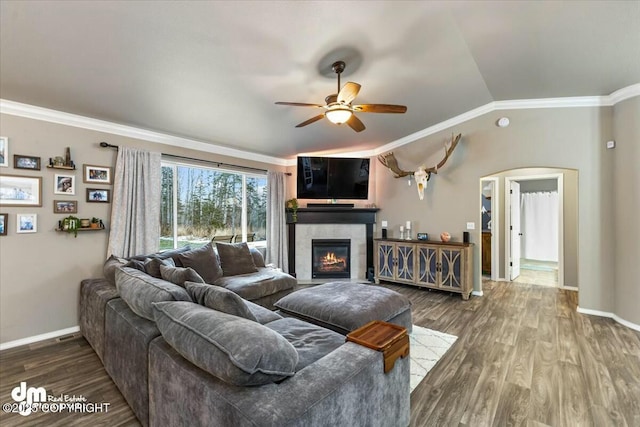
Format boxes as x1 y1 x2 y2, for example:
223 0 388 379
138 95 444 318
377 133 462 200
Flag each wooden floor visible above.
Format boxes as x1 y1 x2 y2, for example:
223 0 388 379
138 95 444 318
1 280 639 426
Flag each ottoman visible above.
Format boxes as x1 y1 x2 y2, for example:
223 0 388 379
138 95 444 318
274 281 412 335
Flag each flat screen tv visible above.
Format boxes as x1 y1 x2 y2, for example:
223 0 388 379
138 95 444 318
297 157 370 199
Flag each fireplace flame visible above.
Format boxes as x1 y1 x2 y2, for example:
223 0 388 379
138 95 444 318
319 251 347 271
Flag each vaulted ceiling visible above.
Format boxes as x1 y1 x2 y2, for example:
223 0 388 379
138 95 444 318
1 1 639 159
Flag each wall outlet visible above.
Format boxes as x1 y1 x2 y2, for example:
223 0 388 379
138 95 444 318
381 220 388 227
606 140 616 149
466 222 475 230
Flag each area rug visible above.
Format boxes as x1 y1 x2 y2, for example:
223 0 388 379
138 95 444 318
409 325 457 392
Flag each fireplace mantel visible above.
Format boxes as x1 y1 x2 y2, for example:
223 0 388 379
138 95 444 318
286 207 379 278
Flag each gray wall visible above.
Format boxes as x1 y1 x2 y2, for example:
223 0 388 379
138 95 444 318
374 106 616 319
613 97 640 325
0 113 285 344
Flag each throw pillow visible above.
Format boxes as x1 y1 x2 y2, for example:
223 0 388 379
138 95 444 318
104 255 128 286
160 264 205 287
185 282 257 322
144 257 175 278
249 248 266 268
176 242 223 283
115 266 192 321
152 301 298 386
124 258 148 273
215 242 258 276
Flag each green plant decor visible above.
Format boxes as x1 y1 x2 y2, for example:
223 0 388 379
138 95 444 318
286 198 299 222
62 215 80 237
91 217 100 224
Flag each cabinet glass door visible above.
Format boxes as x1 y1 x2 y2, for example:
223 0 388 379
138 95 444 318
377 243 394 280
440 248 463 290
396 244 415 282
417 246 438 286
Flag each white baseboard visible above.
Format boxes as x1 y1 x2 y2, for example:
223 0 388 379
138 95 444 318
471 290 484 297
0 326 80 351
561 286 579 291
576 307 640 332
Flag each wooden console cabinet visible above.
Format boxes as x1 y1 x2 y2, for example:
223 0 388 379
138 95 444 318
374 238 474 300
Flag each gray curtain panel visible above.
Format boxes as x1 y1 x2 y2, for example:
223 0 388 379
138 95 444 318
107 147 162 258
266 171 288 272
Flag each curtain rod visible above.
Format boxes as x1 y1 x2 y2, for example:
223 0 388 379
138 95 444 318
99 142 291 176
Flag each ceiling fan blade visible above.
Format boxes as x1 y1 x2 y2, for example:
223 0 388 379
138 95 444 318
295 114 325 128
346 114 366 132
275 102 325 108
337 82 361 104
352 104 407 113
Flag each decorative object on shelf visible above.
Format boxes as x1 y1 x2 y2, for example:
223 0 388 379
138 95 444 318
0 213 7 236
381 220 388 239
417 233 428 241
54 174 75 195
80 218 91 228
440 232 451 243
53 200 78 214
83 164 113 185
90 217 101 229
47 147 76 169
60 215 80 237
377 133 462 199
405 221 412 240
16 213 37 234
286 198 299 222
0 137 8 168
399 225 405 240
13 155 41 171
86 188 110 203
0 175 43 207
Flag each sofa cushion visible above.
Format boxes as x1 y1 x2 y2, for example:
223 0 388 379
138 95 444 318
274 281 412 335
265 317 345 372
104 255 128 286
103 247 191 285
124 258 148 273
185 282 257 321
245 300 282 324
214 267 296 301
160 264 205 287
250 248 266 268
215 242 258 276
145 257 176 278
176 242 223 284
129 246 192 265
153 301 298 386
115 267 192 321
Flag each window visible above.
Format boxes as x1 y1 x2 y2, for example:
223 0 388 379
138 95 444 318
160 162 267 250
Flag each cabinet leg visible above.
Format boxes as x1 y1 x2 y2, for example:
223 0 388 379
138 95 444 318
462 292 470 301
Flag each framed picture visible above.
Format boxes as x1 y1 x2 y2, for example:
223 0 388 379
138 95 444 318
83 164 113 185
0 174 43 207
14 155 41 171
87 188 110 203
54 174 76 195
16 213 37 233
0 213 7 236
0 137 7 167
53 200 78 214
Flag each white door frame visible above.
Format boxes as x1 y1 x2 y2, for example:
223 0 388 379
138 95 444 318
505 173 564 288
479 177 500 287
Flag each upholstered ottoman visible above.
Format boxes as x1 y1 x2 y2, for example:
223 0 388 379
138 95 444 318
274 281 412 335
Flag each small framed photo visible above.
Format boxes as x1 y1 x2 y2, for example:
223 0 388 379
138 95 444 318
53 200 78 214
83 164 113 185
0 213 7 236
0 174 43 207
16 213 37 233
14 155 41 170
417 232 429 241
87 188 110 203
0 137 8 167
54 174 76 195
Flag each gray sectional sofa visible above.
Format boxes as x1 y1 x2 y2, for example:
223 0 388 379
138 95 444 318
80 242 410 427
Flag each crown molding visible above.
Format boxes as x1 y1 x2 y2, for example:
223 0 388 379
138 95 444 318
3 83 638 165
0 99 289 167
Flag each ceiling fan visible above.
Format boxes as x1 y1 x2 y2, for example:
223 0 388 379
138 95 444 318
275 61 407 132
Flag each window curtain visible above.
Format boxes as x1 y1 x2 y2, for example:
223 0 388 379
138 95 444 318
266 171 288 271
107 147 162 258
520 191 559 262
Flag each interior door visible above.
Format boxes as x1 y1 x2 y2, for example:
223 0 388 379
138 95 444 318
510 181 521 280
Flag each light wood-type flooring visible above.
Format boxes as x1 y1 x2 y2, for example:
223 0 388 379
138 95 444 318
1 280 639 426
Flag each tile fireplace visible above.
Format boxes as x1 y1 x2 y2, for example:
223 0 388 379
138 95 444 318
312 239 351 279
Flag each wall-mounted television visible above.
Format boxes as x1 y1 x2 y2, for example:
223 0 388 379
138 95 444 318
297 157 370 200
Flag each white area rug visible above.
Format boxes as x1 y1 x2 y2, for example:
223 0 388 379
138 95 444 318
409 325 458 392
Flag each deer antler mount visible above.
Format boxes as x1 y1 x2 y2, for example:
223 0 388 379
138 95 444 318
377 133 462 199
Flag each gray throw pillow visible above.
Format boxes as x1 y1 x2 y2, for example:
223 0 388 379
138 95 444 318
250 248 266 268
160 264 205 287
104 255 128 286
124 258 148 273
185 282 257 322
153 301 298 386
115 267 192 321
144 257 176 278
215 242 258 276
176 242 223 283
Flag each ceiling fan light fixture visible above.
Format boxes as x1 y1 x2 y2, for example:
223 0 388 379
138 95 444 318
325 107 353 124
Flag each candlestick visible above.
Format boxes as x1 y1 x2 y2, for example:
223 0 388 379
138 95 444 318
406 221 411 229
399 225 404 232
